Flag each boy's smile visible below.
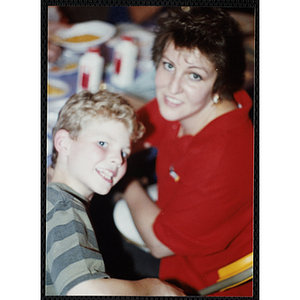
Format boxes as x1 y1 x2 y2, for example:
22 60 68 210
59 118 131 200
95 167 116 184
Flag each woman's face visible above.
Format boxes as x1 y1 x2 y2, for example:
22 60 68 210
155 41 218 131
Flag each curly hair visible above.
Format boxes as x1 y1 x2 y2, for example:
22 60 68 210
51 90 145 166
152 7 246 100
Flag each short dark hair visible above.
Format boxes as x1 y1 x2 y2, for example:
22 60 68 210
152 7 246 100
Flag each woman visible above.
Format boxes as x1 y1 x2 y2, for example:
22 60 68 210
121 7 253 296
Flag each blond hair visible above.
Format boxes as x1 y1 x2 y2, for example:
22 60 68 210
51 90 144 167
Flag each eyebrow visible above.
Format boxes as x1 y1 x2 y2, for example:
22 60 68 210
162 54 209 75
184 58 209 75
161 55 174 65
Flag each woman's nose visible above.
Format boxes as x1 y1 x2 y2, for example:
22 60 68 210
168 73 183 94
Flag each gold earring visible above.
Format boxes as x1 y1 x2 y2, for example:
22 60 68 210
212 95 220 104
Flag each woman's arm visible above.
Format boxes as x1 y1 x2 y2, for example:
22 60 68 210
123 180 174 258
67 277 185 296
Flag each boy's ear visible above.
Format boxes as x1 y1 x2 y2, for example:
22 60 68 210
53 129 72 156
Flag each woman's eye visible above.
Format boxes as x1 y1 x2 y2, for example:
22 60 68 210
163 62 174 71
98 141 108 148
189 73 202 81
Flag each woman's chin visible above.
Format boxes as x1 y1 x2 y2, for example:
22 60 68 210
159 108 182 122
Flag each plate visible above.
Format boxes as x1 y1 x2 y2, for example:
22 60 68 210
113 184 158 252
113 199 150 251
48 97 68 114
47 79 70 100
49 51 80 76
49 62 78 75
52 20 116 53
47 111 59 134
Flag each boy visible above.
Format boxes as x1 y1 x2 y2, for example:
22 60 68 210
46 90 184 296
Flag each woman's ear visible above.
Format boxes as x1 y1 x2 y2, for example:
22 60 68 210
53 129 71 156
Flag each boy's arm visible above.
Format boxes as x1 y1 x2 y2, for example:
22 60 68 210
66 277 185 296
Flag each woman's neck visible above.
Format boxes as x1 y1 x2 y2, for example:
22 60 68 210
178 99 238 137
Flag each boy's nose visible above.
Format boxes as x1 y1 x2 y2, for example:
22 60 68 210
110 151 123 166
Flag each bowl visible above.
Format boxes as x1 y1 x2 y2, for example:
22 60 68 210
52 20 117 53
47 79 70 100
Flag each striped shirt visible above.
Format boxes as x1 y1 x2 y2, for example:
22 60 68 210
46 183 109 295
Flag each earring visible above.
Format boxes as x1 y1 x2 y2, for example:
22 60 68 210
212 95 220 104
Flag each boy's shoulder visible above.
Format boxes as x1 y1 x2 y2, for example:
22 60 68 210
47 182 87 213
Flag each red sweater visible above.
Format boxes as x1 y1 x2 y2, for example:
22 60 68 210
137 90 253 296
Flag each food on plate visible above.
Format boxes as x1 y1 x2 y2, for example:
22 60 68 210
47 83 64 96
63 34 100 43
50 63 78 73
50 65 60 72
64 63 78 70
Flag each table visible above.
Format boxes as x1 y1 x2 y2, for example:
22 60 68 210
47 29 157 166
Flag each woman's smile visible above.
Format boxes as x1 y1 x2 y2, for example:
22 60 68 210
164 95 183 107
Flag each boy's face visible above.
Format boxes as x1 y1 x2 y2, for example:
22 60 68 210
63 118 131 199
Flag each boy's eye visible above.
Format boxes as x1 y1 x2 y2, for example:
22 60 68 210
122 151 130 159
163 62 174 71
99 141 108 148
189 73 202 81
